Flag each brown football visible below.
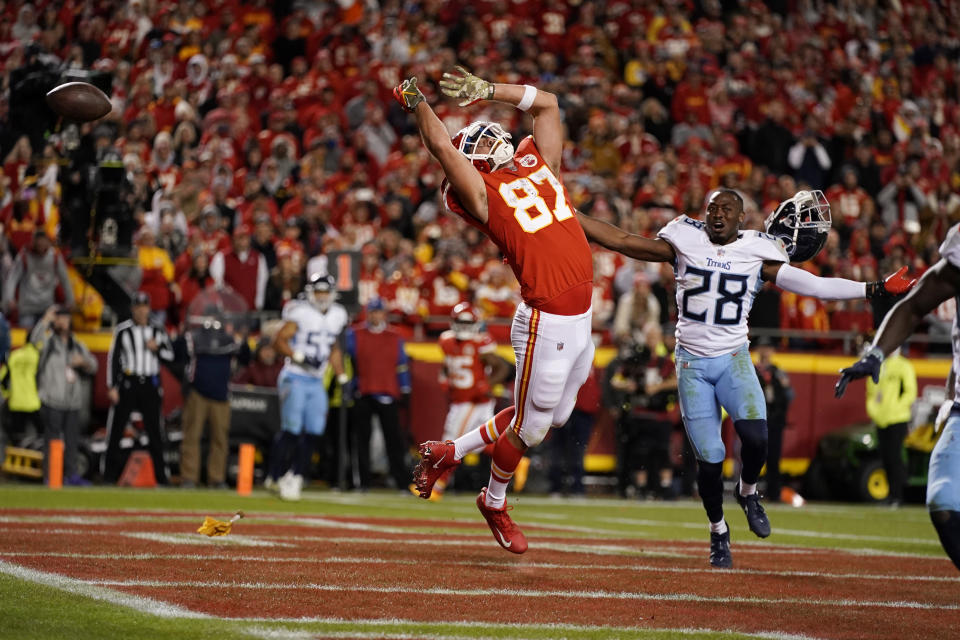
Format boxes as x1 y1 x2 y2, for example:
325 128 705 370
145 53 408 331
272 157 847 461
45 82 112 122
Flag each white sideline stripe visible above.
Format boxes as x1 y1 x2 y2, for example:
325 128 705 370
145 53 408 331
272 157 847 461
123 532 296 548
599 517 940 546
80 578 960 611
0 525 948 562
0 559 208 619
239 619 826 640
4 551 959 584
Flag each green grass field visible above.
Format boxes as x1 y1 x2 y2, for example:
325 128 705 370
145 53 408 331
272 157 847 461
0 482 955 640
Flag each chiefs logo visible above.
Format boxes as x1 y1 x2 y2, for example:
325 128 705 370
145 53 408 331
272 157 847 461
518 154 538 168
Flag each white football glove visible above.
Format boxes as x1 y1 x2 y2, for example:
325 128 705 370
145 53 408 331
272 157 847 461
439 66 494 107
934 399 954 436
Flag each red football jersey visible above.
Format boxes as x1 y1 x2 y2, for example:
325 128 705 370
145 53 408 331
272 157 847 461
439 330 497 404
443 137 593 314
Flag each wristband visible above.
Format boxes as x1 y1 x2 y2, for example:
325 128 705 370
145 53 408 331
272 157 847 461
292 351 305 364
517 84 537 112
337 373 349 385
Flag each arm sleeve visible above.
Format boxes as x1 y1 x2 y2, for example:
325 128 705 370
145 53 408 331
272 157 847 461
4 253 23 304
79 342 98 374
255 255 268 310
396 338 411 394
813 143 832 170
56 255 75 308
787 143 806 170
107 328 123 388
209 252 225 286
775 264 867 300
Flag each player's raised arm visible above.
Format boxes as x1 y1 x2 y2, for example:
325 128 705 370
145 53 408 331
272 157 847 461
575 211 676 262
835 259 960 398
439 66 562 174
761 262 917 300
394 77 488 222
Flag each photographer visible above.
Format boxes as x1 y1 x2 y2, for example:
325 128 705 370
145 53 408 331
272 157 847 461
604 330 678 499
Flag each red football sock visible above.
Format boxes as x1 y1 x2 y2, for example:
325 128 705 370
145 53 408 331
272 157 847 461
486 432 527 508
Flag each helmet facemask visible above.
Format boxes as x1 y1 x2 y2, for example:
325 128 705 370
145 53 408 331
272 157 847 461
305 274 337 312
453 121 514 172
764 190 832 262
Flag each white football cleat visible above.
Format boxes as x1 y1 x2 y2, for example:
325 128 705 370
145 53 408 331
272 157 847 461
278 472 303 502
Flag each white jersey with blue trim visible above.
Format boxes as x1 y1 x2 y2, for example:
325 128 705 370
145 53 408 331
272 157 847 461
657 215 789 357
280 299 349 379
937 223 960 400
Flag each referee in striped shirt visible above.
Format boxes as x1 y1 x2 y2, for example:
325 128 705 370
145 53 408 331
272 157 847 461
102 292 175 485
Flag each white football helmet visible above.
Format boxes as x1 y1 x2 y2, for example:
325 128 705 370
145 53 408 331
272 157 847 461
450 301 479 340
764 190 832 263
452 121 514 172
304 273 337 312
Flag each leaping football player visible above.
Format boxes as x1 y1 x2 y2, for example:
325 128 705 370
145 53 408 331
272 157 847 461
410 302 513 501
270 273 350 501
577 189 916 567
396 68 595 554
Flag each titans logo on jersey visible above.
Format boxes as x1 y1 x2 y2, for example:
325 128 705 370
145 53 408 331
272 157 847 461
658 215 789 357
280 299 350 379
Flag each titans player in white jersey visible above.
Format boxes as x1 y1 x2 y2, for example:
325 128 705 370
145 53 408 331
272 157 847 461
578 189 916 567
270 273 350 500
837 223 960 572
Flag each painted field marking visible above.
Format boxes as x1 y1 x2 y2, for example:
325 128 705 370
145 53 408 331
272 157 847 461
0 559 208 619
5 550 957 585
123 532 296 548
599 517 941 546
0 524 952 564
79 578 960 611
237 618 827 640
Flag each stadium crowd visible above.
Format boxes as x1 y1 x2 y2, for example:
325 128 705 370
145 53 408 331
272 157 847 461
0 0 957 351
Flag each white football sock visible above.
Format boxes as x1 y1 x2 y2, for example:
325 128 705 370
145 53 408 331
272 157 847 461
485 475 510 509
709 519 728 534
739 479 757 496
454 427 488 460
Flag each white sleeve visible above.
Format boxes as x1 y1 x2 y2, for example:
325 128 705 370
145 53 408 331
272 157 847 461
775 264 867 300
209 252 225 286
813 143 832 170
255 254 268 310
939 223 960 267
787 142 805 169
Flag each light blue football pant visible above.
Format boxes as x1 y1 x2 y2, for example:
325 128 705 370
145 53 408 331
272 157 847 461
928 408 960 512
278 370 329 436
675 344 767 464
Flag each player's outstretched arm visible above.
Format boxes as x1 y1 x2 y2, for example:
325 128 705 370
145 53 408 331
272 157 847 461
763 263 917 301
394 77 488 222
834 260 960 398
440 66 562 174
575 211 675 262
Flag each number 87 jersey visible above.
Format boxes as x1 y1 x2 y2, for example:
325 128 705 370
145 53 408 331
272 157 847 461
658 215 789 357
443 136 593 313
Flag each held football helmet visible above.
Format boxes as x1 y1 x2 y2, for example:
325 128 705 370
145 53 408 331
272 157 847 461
450 301 479 340
304 273 337 312
451 121 514 172
764 190 832 263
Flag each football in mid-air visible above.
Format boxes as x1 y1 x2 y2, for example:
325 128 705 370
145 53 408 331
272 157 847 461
45 82 112 122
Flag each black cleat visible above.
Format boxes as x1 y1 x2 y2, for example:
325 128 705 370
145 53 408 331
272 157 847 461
709 529 732 568
735 482 771 538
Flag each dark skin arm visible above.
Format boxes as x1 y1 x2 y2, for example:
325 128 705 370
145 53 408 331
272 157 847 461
872 259 960 356
575 212 676 262
481 351 511 387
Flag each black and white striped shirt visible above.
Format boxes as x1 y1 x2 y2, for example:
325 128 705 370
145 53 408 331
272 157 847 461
107 320 175 388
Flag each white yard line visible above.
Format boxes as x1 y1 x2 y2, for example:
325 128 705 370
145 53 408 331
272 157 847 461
80 578 960 611
4 550 957 584
0 559 208 618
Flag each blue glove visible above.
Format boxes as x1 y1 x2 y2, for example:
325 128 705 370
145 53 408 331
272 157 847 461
834 347 884 398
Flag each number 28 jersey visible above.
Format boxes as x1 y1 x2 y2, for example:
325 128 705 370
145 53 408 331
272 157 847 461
280 299 350 379
658 215 788 357
444 136 593 314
